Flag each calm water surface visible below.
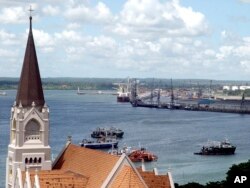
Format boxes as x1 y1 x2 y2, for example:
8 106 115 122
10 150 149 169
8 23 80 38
0 90 250 186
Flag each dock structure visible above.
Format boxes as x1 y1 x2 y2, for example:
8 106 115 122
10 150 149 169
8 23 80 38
129 78 250 114
131 97 250 114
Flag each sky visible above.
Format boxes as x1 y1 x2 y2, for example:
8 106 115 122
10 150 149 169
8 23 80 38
1 0 250 80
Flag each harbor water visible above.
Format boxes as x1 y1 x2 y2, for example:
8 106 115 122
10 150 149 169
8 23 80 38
0 90 250 186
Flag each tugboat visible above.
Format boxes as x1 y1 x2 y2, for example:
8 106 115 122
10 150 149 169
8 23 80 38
80 137 118 149
91 127 124 138
194 139 236 155
109 146 158 162
128 147 158 162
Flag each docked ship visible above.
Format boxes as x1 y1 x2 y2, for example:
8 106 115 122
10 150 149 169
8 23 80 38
117 90 130 102
194 139 236 155
80 137 118 149
91 127 124 138
113 79 131 102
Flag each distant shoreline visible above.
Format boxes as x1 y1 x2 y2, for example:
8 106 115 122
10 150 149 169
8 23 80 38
1 77 250 90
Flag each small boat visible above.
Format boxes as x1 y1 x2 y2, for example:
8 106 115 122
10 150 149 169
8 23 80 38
0 91 7 96
80 137 118 149
194 139 236 155
91 127 124 138
109 146 158 162
128 147 158 162
77 87 85 95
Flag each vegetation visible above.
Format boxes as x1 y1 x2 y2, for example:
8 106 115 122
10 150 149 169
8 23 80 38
0 77 247 90
223 90 242 96
0 78 124 90
175 160 250 188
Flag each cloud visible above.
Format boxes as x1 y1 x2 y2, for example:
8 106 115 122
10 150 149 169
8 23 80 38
64 2 113 24
110 0 208 39
31 29 55 53
240 61 250 73
2 0 250 79
239 0 250 3
42 5 60 16
66 23 81 30
55 30 85 43
0 48 16 57
0 30 17 45
0 7 27 24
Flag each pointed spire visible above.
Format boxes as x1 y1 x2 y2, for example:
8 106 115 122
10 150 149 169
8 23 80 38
16 14 45 108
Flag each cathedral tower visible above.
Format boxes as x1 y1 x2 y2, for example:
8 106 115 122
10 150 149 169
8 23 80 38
6 15 52 188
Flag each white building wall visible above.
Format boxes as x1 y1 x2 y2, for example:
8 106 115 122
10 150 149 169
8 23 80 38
6 104 52 188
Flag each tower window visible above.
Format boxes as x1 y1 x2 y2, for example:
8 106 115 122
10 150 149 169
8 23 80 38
25 119 40 141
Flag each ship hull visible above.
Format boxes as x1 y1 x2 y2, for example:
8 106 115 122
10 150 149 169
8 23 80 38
194 147 236 155
117 96 130 102
81 142 118 149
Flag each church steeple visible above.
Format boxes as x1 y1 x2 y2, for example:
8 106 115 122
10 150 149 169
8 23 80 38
6 14 52 187
15 14 45 108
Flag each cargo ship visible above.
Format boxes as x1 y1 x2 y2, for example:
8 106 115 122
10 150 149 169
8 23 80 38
194 139 236 155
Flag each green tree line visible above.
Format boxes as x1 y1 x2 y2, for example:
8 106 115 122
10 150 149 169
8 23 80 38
175 160 250 188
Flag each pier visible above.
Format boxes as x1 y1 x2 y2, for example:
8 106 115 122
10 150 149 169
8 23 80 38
131 98 250 114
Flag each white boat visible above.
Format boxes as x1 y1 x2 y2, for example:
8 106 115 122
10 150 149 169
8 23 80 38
77 87 85 95
0 91 7 96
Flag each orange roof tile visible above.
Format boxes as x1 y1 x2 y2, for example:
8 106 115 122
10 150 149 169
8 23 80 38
110 165 146 188
137 168 171 188
21 144 172 188
24 169 89 188
53 144 120 188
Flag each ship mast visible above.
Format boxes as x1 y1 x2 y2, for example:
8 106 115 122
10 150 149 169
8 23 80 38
240 91 245 110
170 78 174 108
150 78 154 105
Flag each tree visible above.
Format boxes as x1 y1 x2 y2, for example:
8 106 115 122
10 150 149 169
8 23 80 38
224 160 250 188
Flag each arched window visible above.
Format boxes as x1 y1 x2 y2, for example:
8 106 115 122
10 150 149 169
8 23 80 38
34 157 37 163
25 119 40 141
38 158 41 163
29 158 33 164
9 168 12 177
11 119 17 144
25 158 28 164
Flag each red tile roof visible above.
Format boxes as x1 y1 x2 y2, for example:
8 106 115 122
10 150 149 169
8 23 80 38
28 170 89 188
137 168 171 188
32 144 173 188
110 165 146 188
53 144 120 187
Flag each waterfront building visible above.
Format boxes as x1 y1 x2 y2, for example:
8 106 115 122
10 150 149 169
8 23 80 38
5 15 174 188
223 85 250 91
